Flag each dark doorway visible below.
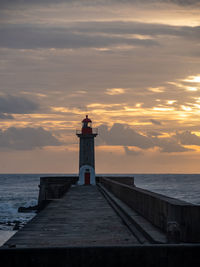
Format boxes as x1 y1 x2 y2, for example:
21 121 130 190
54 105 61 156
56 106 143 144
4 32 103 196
84 171 90 185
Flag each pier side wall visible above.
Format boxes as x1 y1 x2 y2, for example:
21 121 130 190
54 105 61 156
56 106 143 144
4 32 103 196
38 176 78 209
96 176 134 186
99 177 200 243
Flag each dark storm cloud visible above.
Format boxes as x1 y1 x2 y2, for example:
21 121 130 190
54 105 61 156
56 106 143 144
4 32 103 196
0 25 157 49
0 95 39 119
98 123 193 153
0 127 62 150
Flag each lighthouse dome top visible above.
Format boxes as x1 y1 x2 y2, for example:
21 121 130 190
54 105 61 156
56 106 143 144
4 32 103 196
82 115 92 123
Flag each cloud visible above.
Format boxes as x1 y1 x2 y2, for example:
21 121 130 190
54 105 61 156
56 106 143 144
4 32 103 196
0 95 39 119
0 0 199 6
162 0 200 5
0 25 158 50
114 0 199 5
150 119 162 125
124 146 142 156
98 123 155 149
147 131 162 137
0 113 14 120
0 127 62 150
1 20 200 53
106 88 126 95
69 21 200 39
98 123 193 153
152 136 192 153
175 131 200 145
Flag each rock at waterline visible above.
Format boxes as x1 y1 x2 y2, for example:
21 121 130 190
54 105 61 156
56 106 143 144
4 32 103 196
18 205 38 213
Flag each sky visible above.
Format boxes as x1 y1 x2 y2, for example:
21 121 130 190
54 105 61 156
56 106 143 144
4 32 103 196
1 0 200 173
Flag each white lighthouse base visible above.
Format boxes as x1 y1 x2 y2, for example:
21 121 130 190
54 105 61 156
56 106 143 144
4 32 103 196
78 165 96 185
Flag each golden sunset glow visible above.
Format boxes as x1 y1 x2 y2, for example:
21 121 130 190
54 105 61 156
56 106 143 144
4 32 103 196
184 75 200 83
1 0 200 173
106 88 126 95
148 87 165 93
187 87 198 92
167 100 176 105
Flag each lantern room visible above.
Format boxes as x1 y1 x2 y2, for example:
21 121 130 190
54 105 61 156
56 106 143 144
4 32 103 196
82 115 92 134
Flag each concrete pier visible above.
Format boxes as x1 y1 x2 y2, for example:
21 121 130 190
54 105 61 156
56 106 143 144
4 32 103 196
1 176 200 266
99 177 200 243
38 176 78 208
4 186 138 248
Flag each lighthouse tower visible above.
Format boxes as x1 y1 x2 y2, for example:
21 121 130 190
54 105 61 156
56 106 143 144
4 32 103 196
76 115 98 185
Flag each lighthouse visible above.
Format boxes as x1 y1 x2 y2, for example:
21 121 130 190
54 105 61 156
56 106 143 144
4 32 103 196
76 115 98 185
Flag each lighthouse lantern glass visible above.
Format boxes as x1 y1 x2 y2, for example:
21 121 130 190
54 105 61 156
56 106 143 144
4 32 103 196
82 121 92 128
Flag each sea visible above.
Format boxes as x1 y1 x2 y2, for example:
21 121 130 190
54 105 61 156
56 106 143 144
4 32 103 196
0 173 200 245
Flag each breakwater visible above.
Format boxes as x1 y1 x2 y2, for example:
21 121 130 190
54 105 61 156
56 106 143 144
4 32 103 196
1 175 200 266
99 177 200 243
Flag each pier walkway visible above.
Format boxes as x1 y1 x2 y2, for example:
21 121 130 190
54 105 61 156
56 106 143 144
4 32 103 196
4 186 139 248
2 180 200 267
